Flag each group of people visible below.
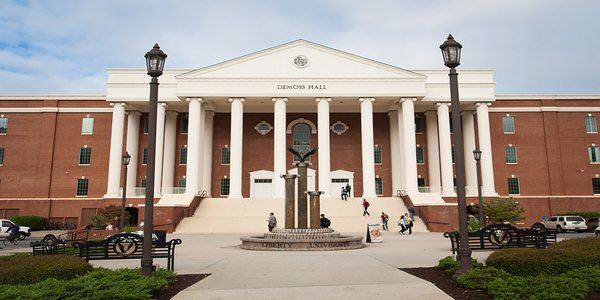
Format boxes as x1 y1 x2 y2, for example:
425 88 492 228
266 213 332 232
397 207 415 235
340 183 351 201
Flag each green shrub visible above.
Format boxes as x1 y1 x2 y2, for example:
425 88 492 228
0 255 93 285
486 238 600 276
561 265 600 292
487 274 589 300
10 216 46 230
0 268 177 300
457 266 512 289
437 256 459 274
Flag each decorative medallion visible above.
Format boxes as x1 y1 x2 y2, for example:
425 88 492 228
330 121 349 135
254 121 273 135
293 55 308 68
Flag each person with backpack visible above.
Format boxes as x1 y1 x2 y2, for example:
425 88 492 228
362 199 370 216
380 212 389 231
267 212 277 232
7 223 20 242
398 215 408 235
405 213 413 234
320 214 331 228
345 184 351 198
340 187 347 201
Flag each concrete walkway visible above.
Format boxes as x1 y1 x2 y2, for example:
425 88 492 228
81 230 492 300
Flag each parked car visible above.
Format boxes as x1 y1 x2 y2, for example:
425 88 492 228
586 217 599 232
596 226 600 237
0 219 31 240
543 215 587 233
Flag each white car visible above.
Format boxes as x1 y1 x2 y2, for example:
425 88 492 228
543 215 587 233
0 219 31 240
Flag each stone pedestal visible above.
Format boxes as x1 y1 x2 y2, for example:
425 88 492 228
308 191 323 229
282 174 297 229
296 162 308 229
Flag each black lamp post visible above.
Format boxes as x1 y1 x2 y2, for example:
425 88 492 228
440 34 472 274
473 149 484 225
120 152 131 231
142 43 167 277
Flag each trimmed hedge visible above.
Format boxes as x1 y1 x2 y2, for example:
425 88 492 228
0 268 177 300
487 275 589 300
486 237 600 276
10 215 46 231
0 255 93 285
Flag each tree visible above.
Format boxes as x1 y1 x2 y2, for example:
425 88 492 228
483 198 524 224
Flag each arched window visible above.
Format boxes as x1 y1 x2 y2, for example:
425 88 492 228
292 123 311 161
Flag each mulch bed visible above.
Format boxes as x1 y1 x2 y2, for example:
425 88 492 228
153 274 210 300
401 267 491 300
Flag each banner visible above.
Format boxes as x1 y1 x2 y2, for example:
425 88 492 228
367 223 383 243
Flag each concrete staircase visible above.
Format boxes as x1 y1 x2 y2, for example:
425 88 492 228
175 197 427 234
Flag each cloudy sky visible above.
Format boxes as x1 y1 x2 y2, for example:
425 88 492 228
0 0 598 95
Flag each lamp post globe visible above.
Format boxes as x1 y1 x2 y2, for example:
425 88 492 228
440 34 472 276
120 152 131 231
142 43 166 277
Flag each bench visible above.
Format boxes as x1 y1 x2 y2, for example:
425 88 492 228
30 234 69 255
78 232 182 271
444 222 557 254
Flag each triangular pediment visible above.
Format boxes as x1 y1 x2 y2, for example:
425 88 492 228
177 40 426 80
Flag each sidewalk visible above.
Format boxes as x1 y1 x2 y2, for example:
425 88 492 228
85 231 492 300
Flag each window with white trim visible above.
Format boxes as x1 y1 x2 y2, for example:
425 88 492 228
415 117 424 133
180 115 188 134
292 123 311 162
416 146 425 164
221 147 230 165
143 115 149 134
142 148 148 165
0 147 4 165
503 116 515 134
593 178 600 194
589 146 600 163
0 117 8 134
586 115 597 133
375 177 383 196
374 145 382 164
81 117 94 135
508 177 520 195
505 145 517 164
418 178 426 192
179 147 187 165
220 178 230 196
79 147 91 165
177 177 186 189
140 177 147 188
76 178 89 197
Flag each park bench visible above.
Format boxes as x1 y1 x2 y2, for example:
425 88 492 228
78 232 182 271
30 234 69 255
444 222 557 254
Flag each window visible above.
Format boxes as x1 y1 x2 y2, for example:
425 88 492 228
416 146 425 164
179 147 187 165
331 178 349 183
586 115 597 133
292 123 311 161
0 117 7 134
451 146 455 163
374 145 382 164
254 179 272 183
221 147 230 165
505 145 517 164
254 121 273 135
79 147 91 165
142 148 148 165
76 178 89 197
503 116 515 134
81 117 94 135
143 115 149 134
140 177 147 188
418 178 426 192
589 146 600 163
593 178 600 194
220 178 230 196
0 147 4 165
415 117 424 133
375 177 383 196
330 121 349 135
177 177 186 189
180 115 188 134
508 177 520 195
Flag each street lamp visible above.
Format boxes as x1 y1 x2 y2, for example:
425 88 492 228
120 152 131 231
142 43 167 277
473 149 484 225
440 34 472 275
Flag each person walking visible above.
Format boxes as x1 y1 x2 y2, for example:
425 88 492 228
380 212 389 231
362 199 370 216
345 183 352 198
405 213 413 234
408 207 415 221
267 212 277 232
398 215 407 234
340 187 347 201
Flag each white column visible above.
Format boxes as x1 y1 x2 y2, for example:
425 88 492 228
360 97 377 198
396 105 406 190
401 98 418 193
273 98 287 198
228 98 245 198
106 102 126 197
185 98 202 195
476 103 496 196
388 111 401 194
153 103 166 195
425 110 441 194
197 105 206 193
316 97 332 197
462 111 477 195
162 111 178 192
202 111 214 197
126 111 141 195
437 103 455 196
